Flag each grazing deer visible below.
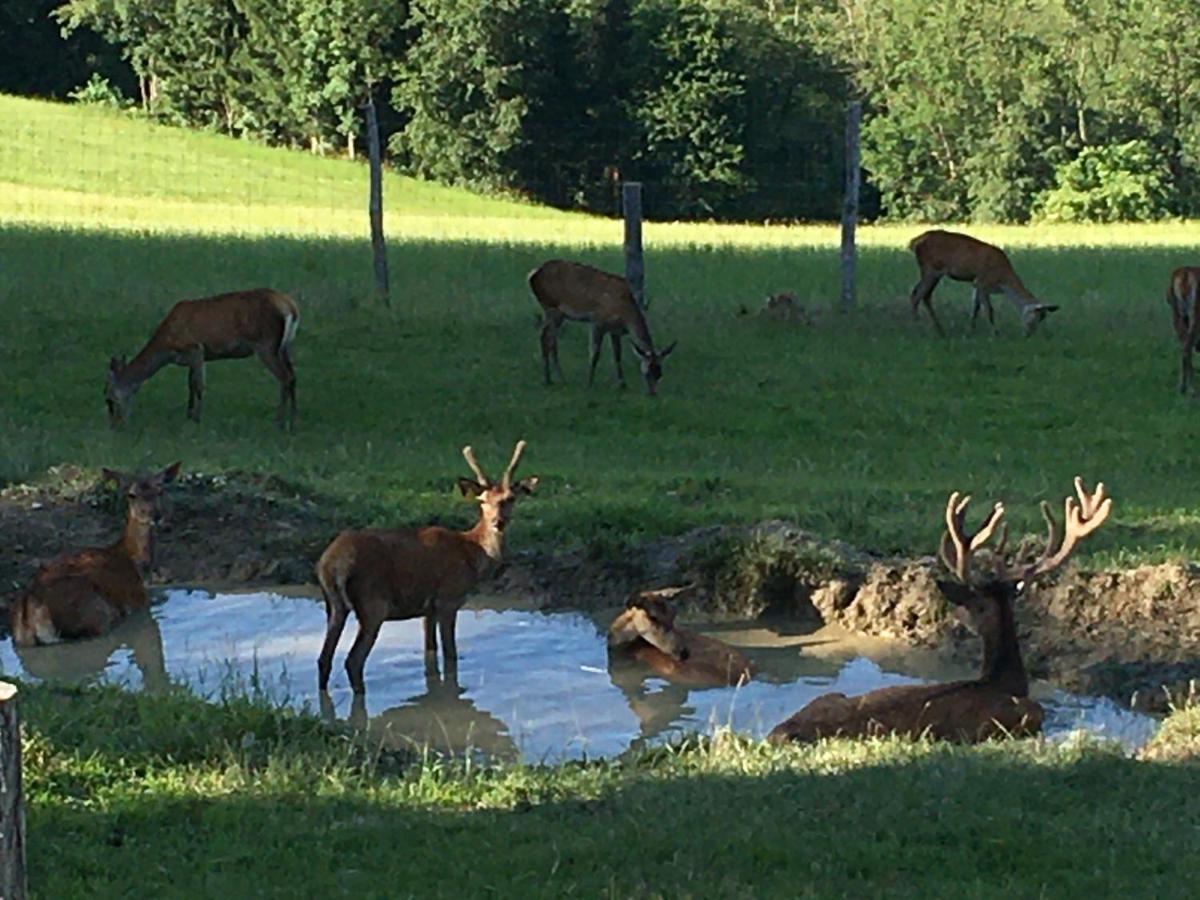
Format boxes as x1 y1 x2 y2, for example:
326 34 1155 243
9 462 181 646
528 259 677 396
607 588 754 688
909 230 1058 336
316 441 537 694
768 477 1111 745
1166 267 1200 393
106 288 299 429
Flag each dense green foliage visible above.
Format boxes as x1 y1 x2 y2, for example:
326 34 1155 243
13 681 1200 897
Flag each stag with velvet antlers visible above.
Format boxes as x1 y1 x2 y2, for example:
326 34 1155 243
768 477 1111 744
105 288 299 429
316 441 537 694
909 230 1059 336
529 259 677 396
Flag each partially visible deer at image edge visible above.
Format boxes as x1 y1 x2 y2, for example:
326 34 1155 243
1166 266 1200 394
106 287 298 429
529 259 676 396
9 462 181 646
909 230 1058 336
315 441 537 694
768 477 1111 744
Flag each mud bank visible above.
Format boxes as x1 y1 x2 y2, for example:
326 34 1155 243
2 472 1197 709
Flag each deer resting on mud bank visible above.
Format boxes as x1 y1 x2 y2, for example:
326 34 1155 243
316 441 537 694
768 477 1111 745
9 462 181 646
529 259 676 396
608 588 754 687
106 288 299 429
909 230 1058 337
1166 266 1200 394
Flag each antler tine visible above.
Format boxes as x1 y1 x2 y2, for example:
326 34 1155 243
501 439 527 488
461 445 490 486
1025 477 1112 579
939 492 1005 582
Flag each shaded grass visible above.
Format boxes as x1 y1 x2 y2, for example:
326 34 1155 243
3 223 1200 565
13 681 1200 898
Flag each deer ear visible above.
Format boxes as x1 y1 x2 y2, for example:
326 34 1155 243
457 477 486 498
158 461 182 484
659 341 677 359
1040 304 1059 315
512 476 538 496
630 343 650 360
935 579 973 607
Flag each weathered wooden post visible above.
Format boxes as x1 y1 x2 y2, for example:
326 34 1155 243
622 182 645 309
840 100 862 314
0 682 26 900
364 93 390 308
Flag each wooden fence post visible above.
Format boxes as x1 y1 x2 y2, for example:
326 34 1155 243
364 93 390 307
0 682 26 900
622 182 645 309
840 100 862 314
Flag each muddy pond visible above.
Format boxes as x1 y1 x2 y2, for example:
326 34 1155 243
0 588 1160 761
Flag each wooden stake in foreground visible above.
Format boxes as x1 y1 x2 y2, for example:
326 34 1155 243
0 682 26 900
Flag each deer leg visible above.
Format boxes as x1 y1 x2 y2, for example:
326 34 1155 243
587 325 604 387
539 313 564 385
280 343 298 429
317 591 348 691
438 608 459 678
344 615 383 694
910 272 945 336
1182 340 1195 395
970 288 996 334
610 332 627 389
256 345 295 429
423 613 439 676
186 349 205 422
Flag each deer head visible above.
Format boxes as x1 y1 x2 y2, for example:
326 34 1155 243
104 355 135 427
611 589 690 660
101 462 182 525
1019 303 1060 337
456 440 537 537
631 342 677 397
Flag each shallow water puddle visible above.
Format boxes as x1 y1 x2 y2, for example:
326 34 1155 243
0 588 1159 760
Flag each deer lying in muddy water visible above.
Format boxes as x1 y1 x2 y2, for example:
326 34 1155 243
607 588 754 688
1166 266 1200 394
106 288 299 428
316 441 537 694
768 477 1111 744
909 230 1058 336
529 259 676 396
9 462 181 646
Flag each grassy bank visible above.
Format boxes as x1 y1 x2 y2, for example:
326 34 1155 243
4 94 1200 565
12 681 1199 897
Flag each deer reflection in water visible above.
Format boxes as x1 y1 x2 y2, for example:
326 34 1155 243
319 671 517 761
11 608 169 693
607 587 755 750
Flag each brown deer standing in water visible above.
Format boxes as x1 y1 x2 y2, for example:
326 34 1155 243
316 441 537 694
106 288 299 428
9 462 181 646
607 588 754 688
528 259 677 396
909 230 1058 336
768 477 1111 744
1166 267 1200 394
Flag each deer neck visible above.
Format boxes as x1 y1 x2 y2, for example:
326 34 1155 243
116 507 156 571
464 516 505 572
117 341 174 392
1000 279 1038 310
623 303 655 353
977 600 1029 697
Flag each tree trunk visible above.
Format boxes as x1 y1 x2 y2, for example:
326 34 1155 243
0 682 26 900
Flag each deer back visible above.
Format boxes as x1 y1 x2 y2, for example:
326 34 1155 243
529 260 640 330
156 289 298 355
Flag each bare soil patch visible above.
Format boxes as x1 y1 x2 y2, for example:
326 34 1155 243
3 472 1197 710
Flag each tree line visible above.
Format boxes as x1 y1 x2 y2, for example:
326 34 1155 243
3 0 1200 223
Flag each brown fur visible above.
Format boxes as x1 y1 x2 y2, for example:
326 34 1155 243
908 230 1057 336
769 480 1110 745
315 442 537 694
9 463 180 647
528 259 676 395
106 288 299 428
607 590 753 688
1166 266 1200 393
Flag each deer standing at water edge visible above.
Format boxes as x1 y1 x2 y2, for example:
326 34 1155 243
106 288 298 429
316 441 537 694
9 462 181 646
768 477 1112 744
909 230 1059 336
529 259 677 395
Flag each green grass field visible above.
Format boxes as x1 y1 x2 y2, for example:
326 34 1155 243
5 93 1200 898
